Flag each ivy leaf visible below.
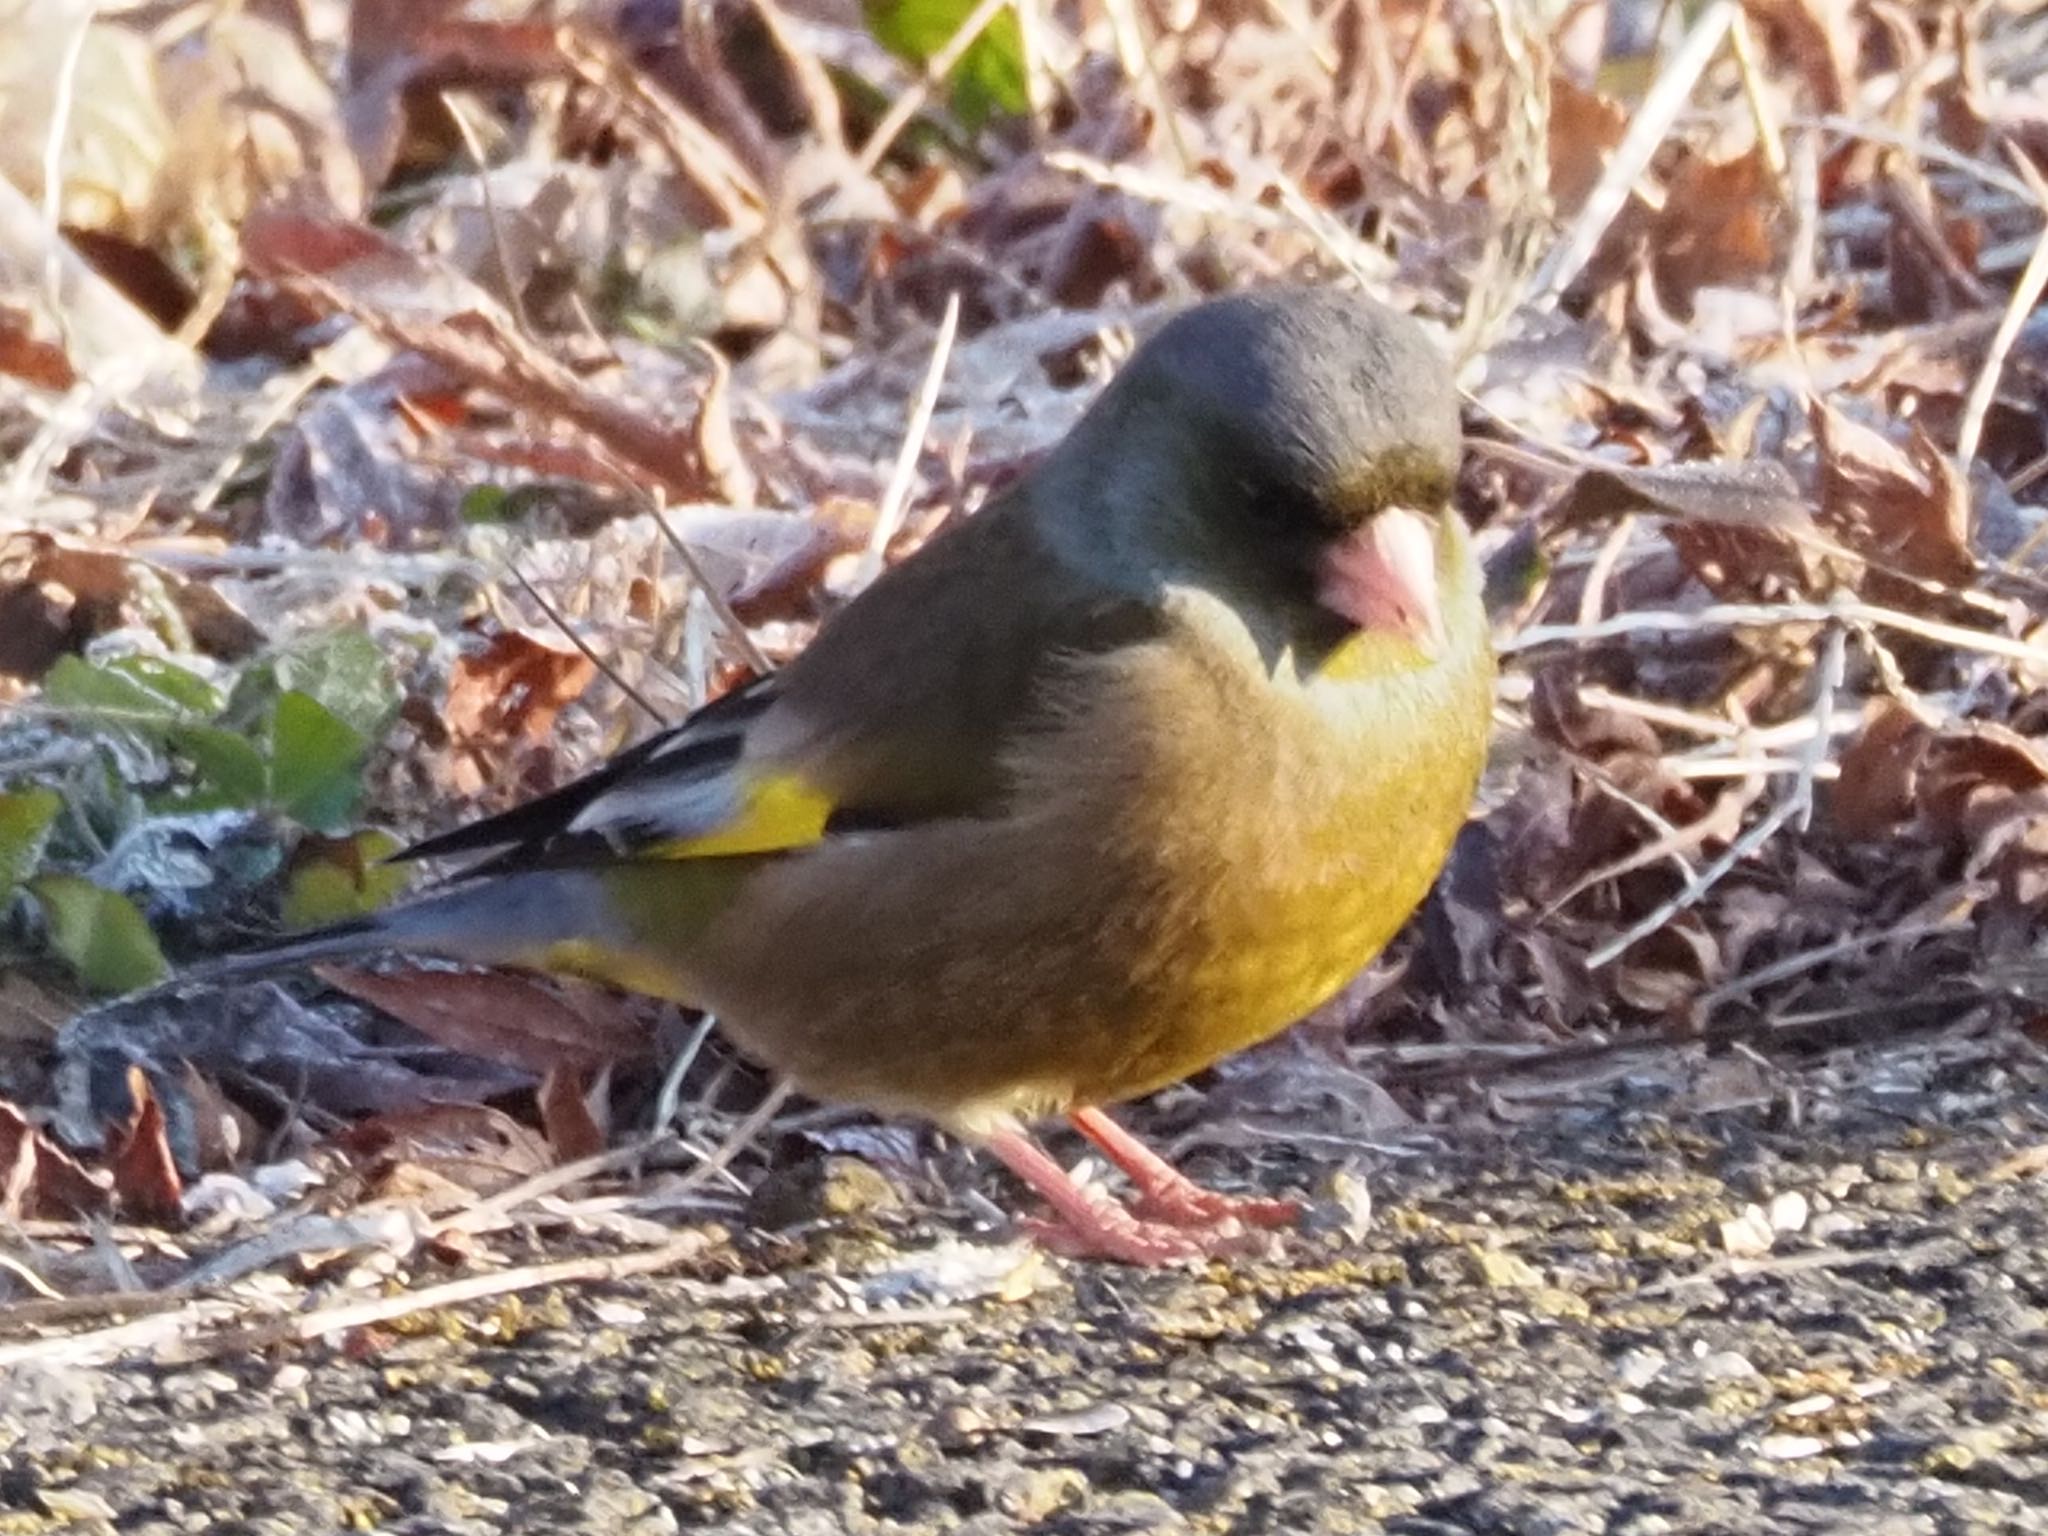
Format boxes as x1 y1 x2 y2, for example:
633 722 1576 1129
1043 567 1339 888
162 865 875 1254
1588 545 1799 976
229 629 399 742
268 691 369 833
42 654 221 730
30 874 168 993
863 0 1028 131
168 724 270 807
0 789 62 895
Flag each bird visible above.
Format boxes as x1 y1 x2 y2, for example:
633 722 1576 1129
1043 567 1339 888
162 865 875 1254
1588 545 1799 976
183 286 1495 1264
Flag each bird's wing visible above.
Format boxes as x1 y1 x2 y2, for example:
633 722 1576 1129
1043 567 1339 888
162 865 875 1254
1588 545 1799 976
398 500 1163 872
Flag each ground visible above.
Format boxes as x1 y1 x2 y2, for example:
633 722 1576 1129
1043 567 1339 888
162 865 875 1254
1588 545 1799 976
6 1027 2046 1536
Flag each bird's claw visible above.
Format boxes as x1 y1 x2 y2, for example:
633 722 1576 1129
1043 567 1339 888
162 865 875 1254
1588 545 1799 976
1019 1208 1280 1265
1129 1187 1305 1231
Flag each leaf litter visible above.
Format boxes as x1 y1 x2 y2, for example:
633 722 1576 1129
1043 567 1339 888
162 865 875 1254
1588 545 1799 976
0 0 2045 1358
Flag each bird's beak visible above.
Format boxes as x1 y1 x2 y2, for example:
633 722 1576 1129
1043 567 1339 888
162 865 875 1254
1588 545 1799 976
1314 505 1445 653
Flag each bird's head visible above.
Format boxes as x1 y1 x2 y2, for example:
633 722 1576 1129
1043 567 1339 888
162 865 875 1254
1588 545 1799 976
1039 286 1468 661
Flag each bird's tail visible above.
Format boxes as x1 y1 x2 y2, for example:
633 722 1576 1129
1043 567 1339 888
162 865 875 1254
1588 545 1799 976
169 912 399 989
159 863 731 1003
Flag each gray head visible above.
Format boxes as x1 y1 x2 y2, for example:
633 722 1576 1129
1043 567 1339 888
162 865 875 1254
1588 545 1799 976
1033 286 1464 646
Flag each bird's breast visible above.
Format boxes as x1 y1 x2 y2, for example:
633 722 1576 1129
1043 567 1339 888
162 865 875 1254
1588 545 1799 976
1055 605 1493 1103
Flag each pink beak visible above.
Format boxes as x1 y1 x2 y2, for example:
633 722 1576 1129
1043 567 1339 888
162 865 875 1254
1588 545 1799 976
1314 506 1445 651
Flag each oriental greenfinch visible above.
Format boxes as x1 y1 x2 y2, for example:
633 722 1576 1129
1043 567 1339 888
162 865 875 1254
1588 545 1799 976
183 286 1494 1264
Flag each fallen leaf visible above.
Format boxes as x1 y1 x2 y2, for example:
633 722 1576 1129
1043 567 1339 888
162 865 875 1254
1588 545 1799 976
0 305 76 390
0 1100 109 1221
335 1101 555 1197
1829 701 1931 840
1814 403 1975 588
108 1066 184 1225
444 629 599 752
538 1066 609 1161
315 965 653 1075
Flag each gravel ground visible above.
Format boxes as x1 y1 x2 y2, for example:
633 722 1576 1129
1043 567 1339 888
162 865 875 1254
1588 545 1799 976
5 1029 2048 1536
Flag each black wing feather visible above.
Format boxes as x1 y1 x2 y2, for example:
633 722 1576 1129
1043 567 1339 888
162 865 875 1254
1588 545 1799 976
392 673 777 865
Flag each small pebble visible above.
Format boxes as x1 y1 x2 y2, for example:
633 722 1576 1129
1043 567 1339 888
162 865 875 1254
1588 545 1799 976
1020 1401 1129 1437
1766 1191 1809 1233
1615 1349 1668 1390
1697 1350 1757 1381
1719 1206 1775 1257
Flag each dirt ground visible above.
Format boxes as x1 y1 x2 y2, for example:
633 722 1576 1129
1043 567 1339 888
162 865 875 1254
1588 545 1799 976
5 1024 2047 1536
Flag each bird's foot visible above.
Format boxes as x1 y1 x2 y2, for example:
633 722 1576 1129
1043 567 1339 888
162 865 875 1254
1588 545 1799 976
985 1119 1292 1267
1068 1106 1302 1231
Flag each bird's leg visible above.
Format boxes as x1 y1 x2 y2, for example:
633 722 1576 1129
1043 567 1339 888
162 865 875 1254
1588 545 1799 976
1068 1107 1303 1231
983 1125 1267 1265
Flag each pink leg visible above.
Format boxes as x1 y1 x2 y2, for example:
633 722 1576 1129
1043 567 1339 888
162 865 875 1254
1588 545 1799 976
1069 1107 1303 1231
985 1125 1269 1265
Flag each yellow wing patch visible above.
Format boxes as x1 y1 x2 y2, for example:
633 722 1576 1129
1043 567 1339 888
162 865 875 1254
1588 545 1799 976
647 773 834 860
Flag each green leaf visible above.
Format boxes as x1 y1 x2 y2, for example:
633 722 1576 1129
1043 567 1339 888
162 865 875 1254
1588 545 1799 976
30 873 168 993
42 654 220 728
268 690 368 832
460 485 512 525
863 0 1028 131
168 723 270 806
0 789 62 895
282 829 410 928
230 630 399 742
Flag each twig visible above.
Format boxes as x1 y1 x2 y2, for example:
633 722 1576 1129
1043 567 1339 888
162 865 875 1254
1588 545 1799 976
1669 757 1841 781
1586 625 1845 968
39 8 95 364
1695 920 1965 1011
853 293 960 590
1538 776 1750 922
206 1234 716 1355
650 1013 719 1138
1575 685 1862 746
1507 598 2048 671
442 92 537 342
1635 1236 1964 1299
1525 0 1740 311
645 491 774 675
1955 161 2048 471
0 1301 242 1369
1799 115 2035 201
1725 7 1788 184
1101 0 1193 175
0 1251 62 1302
508 559 669 726
1577 513 1638 627
619 1080 797 1217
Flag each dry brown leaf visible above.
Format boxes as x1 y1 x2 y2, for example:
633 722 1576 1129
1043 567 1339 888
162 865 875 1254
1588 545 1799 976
1555 459 1825 599
314 965 652 1075
178 1062 262 1175
1813 403 1975 588
107 1066 183 1226
445 629 599 753
538 1066 609 1161
0 306 76 391
1917 724 2048 845
1653 146 1787 312
335 1102 555 1199
1741 0 1856 113
0 1100 109 1222
1546 75 1628 218
1828 700 1931 841
0 534 173 680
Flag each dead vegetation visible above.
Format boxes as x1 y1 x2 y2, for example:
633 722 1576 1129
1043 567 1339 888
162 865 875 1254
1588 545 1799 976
1 0 2047 1347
